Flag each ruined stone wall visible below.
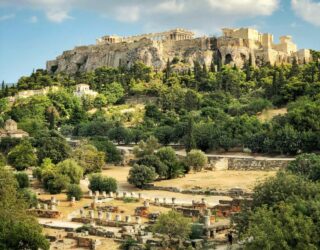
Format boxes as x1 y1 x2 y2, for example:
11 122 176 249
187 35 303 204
207 156 292 171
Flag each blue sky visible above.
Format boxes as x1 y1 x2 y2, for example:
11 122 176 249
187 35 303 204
1 0 320 83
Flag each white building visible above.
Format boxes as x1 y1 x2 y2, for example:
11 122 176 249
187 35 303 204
73 84 98 98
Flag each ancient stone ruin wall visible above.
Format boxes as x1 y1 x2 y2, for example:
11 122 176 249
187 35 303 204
207 156 292 171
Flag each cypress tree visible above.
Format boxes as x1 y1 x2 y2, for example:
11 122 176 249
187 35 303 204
290 57 299 78
185 116 196 153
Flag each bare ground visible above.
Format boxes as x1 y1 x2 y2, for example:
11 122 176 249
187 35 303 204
102 166 276 192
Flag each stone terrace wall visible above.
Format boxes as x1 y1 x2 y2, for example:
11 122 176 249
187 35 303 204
207 156 293 171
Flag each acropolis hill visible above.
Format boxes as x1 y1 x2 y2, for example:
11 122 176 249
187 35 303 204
47 27 311 74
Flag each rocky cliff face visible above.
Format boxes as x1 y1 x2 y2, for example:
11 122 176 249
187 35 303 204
47 37 215 74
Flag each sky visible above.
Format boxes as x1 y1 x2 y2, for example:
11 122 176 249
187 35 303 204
1 0 320 83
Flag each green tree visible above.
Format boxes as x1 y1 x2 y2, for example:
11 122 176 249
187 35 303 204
184 116 196 152
127 164 157 188
104 82 125 104
47 174 70 194
8 140 37 171
89 174 117 193
136 155 168 179
107 125 130 144
243 203 319 250
153 211 191 241
133 136 160 158
287 153 320 181
73 144 105 174
15 172 30 189
66 184 83 201
184 89 200 111
185 149 207 171
0 168 49 249
156 147 183 179
57 159 83 184
90 137 123 164
154 126 176 145
35 130 71 164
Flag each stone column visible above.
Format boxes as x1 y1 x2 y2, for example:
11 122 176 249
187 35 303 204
51 196 56 205
154 198 159 205
135 216 141 224
43 204 48 210
201 198 207 205
123 192 127 198
95 191 100 197
89 210 95 219
102 191 107 198
144 200 149 208
51 205 56 211
163 198 166 204
115 214 121 222
89 190 93 197
125 215 131 223
80 209 84 218
172 197 176 205
130 192 135 198
98 211 103 220
106 212 112 221
138 193 142 200
36 203 41 209
109 192 114 198
204 216 210 227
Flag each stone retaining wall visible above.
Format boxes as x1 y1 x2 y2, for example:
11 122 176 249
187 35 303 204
206 156 293 171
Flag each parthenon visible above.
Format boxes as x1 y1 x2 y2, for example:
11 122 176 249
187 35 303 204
96 28 194 45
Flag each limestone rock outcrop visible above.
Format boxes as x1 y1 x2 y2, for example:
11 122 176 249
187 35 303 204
47 37 215 75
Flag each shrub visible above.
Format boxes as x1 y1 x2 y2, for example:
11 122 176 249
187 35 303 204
287 153 320 181
185 149 208 171
19 188 38 208
8 140 37 171
89 174 117 193
190 223 204 239
123 197 139 203
152 211 191 240
46 174 70 194
127 164 157 188
57 159 83 184
15 172 30 189
67 184 83 201
0 153 6 167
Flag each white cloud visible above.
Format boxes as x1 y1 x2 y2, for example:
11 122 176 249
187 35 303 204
114 6 140 22
46 9 72 23
0 13 15 21
29 15 38 23
292 0 320 26
0 0 280 32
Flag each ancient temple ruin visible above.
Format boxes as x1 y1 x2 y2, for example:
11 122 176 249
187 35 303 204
96 28 194 45
218 27 311 66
